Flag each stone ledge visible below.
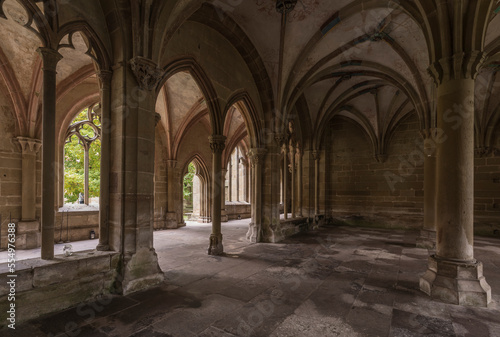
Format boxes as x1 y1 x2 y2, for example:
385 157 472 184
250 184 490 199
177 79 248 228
0 251 118 296
0 251 119 327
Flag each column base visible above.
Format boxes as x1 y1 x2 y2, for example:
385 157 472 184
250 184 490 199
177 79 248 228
165 212 179 229
208 233 223 255
246 222 259 243
16 221 41 249
221 213 228 222
119 248 164 295
416 229 436 249
96 243 110 251
420 255 491 307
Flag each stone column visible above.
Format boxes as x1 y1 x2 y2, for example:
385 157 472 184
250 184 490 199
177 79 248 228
107 57 164 294
208 135 226 255
420 55 491 307
247 148 266 242
228 160 232 202
297 146 303 217
283 144 289 219
83 144 90 205
97 70 112 251
312 151 320 216
417 130 437 249
221 168 228 222
245 162 250 202
290 143 296 218
236 147 240 202
166 160 179 228
38 47 62 260
16 137 42 249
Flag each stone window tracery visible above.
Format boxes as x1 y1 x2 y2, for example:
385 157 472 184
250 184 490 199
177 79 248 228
64 104 101 205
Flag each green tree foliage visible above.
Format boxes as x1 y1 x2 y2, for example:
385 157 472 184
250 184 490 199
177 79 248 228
64 109 101 203
183 162 196 202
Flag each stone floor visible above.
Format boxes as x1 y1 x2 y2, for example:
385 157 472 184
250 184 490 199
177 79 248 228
2 219 500 337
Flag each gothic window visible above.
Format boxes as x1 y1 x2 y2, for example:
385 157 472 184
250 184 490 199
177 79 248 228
64 104 101 205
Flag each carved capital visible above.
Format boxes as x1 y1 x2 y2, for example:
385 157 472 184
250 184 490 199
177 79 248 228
97 70 113 89
248 148 267 166
274 133 287 147
209 135 226 154
475 147 490 157
130 57 164 91
16 137 41 155
375 153 388 163
37 47 63 72
428 51 485 86
312 151 320 161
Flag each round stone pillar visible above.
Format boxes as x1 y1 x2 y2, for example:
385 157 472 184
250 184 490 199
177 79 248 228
420 61 491 307
38 47 63 260
208 135 226 255
97 70 112 251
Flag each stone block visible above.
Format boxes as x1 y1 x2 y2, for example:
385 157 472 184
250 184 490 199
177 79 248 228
17 221 39 233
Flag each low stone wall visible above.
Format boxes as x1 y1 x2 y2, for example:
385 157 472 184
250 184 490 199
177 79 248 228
54 210 99 242
0 250 119 328
225 203 251 221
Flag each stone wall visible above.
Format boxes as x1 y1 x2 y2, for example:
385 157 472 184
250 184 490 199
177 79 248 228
54 210 100 242
225 202 251 220
323 114 424 229
0 251 119 328
474 128 500 235
154 127 168 230
322 114 500 232
0 87 41 248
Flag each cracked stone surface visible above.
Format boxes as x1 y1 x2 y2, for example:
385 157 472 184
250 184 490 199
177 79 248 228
1 219 499 337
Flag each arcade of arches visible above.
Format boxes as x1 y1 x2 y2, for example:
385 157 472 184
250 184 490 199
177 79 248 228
0 0 500 328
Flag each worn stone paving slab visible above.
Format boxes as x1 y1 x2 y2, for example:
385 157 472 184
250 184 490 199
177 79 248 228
153 294 244 336
390 309 456 337
2 220 500 337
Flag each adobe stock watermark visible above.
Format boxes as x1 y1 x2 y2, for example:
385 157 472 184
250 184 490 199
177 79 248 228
236 233 336 336
384 101 473 192
46 267 125 337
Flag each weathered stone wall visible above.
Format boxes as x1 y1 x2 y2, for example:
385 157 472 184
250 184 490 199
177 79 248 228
0 251 119 328
322 114 500 231
54 210 99 242
0 87 31 247
154 128 168 229
474 127 500 235
225 202 251 220
324 114 425 229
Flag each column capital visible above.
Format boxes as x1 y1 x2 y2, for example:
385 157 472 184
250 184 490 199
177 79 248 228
274 133 288 147
209 135 226 154
36 47 63 71
16 137 42 155
375 153 388 163
428 51 485 86
166 159 178 169
248 148 267 166
97 70 113 88
420 128 437 141
130 56 164 91
312 150 320 161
